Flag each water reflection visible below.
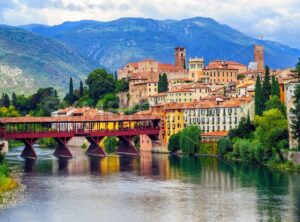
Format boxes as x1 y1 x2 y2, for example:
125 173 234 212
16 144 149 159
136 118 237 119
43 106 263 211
2 147 300 221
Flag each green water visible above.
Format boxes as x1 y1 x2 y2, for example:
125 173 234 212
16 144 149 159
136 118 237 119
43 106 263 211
1 146 300 222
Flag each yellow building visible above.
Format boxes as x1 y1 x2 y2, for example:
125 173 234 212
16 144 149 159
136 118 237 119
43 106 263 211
164 103 185 142
188 57 205 82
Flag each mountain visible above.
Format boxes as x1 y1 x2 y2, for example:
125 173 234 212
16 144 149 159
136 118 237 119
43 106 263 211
0 26 97 95
20 17 300 71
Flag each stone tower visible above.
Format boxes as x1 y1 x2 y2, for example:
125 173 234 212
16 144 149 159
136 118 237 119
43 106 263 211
254 45 264 70
175 47 186 69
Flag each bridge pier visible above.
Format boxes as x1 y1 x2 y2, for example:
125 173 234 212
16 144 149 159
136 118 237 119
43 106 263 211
21 138 38 159
53 137 73 158
85 136 106 157
117 136 139 156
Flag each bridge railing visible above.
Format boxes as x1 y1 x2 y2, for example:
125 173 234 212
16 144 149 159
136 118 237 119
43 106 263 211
2 126 160 137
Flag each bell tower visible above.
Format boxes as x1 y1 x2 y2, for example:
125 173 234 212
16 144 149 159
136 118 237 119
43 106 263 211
254 45 264 70
175 47 186 69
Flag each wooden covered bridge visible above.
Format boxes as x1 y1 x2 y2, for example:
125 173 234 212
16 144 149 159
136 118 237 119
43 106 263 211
0 114 161 159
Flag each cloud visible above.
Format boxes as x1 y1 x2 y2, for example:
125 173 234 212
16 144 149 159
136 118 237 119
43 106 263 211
0 0 299 48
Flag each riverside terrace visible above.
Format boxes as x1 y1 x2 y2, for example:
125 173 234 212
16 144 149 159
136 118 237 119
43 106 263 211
0 114 161 159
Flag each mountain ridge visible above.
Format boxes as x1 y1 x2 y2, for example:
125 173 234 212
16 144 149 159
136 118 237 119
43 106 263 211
19 17 300 71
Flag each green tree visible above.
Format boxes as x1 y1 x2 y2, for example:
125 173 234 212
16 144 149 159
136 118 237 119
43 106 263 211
292 58 300 81
0 94 10 108
179 125 201 155
0 106 20 117
158 74 162 93
11 92 17 107
291 84 300 146
85 69 116 104
96 93 119 110
255 76 264 115
265 96 286 116
271 76 280 98
64 77 75 104
218 137 233 156
103 137 118 153
262 65 271 105
254 108 288 162
229 113 255 139
115 79 129 93
168 132 181 153
158 73 168 93
79 81 84 97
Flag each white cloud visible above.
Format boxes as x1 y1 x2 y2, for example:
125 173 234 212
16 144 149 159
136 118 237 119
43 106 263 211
0 0 300 48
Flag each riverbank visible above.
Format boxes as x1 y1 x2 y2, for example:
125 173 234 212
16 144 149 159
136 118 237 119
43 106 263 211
0 163 18 198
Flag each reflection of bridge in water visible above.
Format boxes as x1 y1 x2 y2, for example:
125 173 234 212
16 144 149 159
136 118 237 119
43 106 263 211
0 114 160 159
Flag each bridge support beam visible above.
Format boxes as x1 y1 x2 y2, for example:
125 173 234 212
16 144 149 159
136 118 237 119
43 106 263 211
21 138 38 159
117 136 139 156
53 137 73 158
85 136 106 157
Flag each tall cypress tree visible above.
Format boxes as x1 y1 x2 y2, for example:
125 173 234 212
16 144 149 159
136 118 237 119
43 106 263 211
262 65 271 106
68 77 74 104
79 81 84 97
255 76 263 115
271 75 280 98
12 92 17 107
158 74 162 93
291 84 300 147
292 58 300 81
2 94 10 108
161 73 169 92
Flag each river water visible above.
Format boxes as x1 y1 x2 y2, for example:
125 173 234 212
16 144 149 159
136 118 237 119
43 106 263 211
1 146 300 222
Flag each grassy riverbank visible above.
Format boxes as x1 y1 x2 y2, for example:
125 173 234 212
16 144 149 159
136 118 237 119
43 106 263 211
0 161 18 194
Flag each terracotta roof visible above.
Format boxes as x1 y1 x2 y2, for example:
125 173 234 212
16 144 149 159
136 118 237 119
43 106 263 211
0 114 160 124
56 107 75 114
128 62 138 69
167 89 194 93
236 81 255 88
202 131 229 137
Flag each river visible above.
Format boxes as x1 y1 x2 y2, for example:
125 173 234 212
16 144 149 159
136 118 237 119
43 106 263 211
0 146 300 222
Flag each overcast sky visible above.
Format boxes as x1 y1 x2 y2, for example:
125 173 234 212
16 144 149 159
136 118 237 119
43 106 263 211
1 0 300 48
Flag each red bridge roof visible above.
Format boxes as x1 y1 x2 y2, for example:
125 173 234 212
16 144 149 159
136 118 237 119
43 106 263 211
0 114 160 124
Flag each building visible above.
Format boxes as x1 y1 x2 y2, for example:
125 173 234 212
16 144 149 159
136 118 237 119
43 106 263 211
175 47 186 69
203 60 247 84
236 80 255 97
254 45 264 71
285 80 299 148
118 48 188 81
164 97 254 143
188 57 205 82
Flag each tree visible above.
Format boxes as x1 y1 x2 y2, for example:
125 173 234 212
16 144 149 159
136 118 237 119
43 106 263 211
158 73 168 93
271 76 280 98
158 74 162 93
292 58 300 81
85 69 116 104
168 132 181 153
0 106 19 117
218 137 233 156
265 96 286 116
79 81 84 97
0 94 10 108
11 92 17 107
255 76 264 115
254 108 288 162
229 114 255 139
262 65 271 105
64 77 75 104
96 93 119 110
179 125 201 155
115 79 129 93
291 84 300 146
103 137 118 153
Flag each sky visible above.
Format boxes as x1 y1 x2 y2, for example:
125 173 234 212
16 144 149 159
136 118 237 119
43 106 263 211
0 0 300 49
